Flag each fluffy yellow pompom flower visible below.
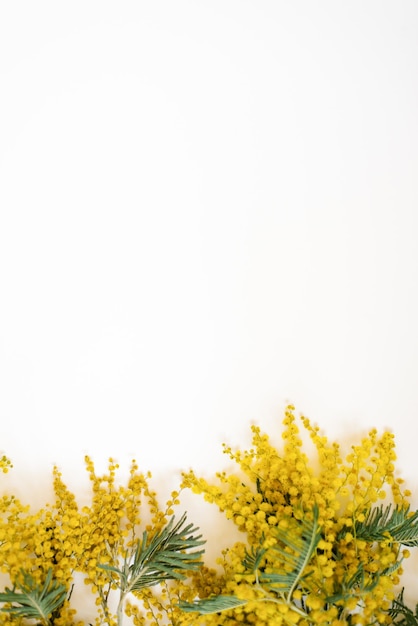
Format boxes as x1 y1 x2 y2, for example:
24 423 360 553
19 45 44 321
182 405 414 625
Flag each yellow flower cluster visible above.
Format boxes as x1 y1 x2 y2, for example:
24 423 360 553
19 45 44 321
0 456 12 474
0 407 415 626
125 579 199 626
77 458 197 626
182 405 411 625
0 456 197 626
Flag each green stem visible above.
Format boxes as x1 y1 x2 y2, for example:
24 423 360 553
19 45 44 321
117 590 126 626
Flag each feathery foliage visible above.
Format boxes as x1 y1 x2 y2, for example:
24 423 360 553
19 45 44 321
181 506 320 616
354 504 418 546
1 406 418 625
0 569 67 626
179 595 248 615
253 505 321 597
389 589 418 626
99 512 205 592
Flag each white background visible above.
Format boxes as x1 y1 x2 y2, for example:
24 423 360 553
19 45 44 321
1 0 418 605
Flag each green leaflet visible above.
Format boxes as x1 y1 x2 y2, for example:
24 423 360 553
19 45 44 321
388 589 418 626
0 569 67 626
179 595 248 614
255 505 321 599
99 512 205 593
354 505 418 546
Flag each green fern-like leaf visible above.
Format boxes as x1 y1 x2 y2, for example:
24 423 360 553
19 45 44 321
100 512 205 593
258 505 321 598
354 505 418 546
326 562 380 605
242 543 267 573
388 589 418 625
180 506 320 616
179 595 248 614
0 569 67 625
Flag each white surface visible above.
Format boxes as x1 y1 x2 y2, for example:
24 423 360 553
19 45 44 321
1 2 418 500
